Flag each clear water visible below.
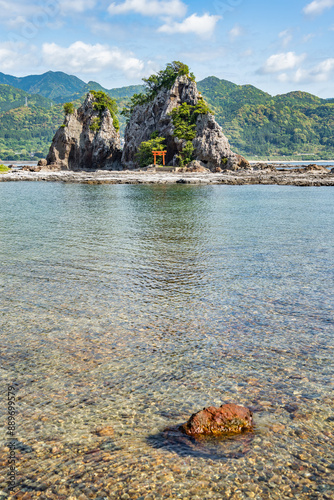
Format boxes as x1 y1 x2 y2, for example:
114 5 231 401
0 182 333 500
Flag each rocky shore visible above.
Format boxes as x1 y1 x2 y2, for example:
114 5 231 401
1 167 334 186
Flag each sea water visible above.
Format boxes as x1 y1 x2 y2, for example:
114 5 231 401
0 182 333 499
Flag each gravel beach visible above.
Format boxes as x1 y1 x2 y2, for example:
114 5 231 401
1 168 334 186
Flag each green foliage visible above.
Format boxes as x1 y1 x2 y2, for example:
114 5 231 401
63 102 74 115
122 61 192 120
136 134 166 168
170 101 212 141
0 164 10 173
0 84 54 112
197 76 334 159
89 90 119 132
176 141 194 167
0 96 64 160
171 103 197 140
89 117 100 132
170 100 211 166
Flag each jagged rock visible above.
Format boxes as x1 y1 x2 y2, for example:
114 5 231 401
252 163 277 172
22 165 42 172
37 159 47 167
122 75 248 171
181 403 253 437
46 93 122 170
304 164 328 172
179 160 210 172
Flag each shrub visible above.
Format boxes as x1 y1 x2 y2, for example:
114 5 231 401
0 164 9 173
170 103 197 141
176 141 194 167
89 117 100 132
170 101 213 142
122 61 193 121
170 100 212 167
90 90 119 132
63 102 74 115
136 134 166 168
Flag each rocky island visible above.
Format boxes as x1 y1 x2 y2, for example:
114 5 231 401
45 90 122 170
1 62 333 185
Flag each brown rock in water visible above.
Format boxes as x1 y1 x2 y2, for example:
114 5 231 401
46 93 122 171
94 426 114 437
122 75 248 172
181 403 253 437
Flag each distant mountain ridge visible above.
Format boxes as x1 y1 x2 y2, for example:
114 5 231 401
0 70 333 161
197 77 334 158
0 70 145 103
0 71 87 101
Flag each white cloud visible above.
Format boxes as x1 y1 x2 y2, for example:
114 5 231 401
302 33 315 42
42 41 146 78
241 49 253 57
229 24 244 41
261 52 306 73
277 58 334 83
303 0 334 16
59 0 96 13
158 13 221 38
0 41 38 72
108 0 187 17
279 29 293 47
310 58 334 80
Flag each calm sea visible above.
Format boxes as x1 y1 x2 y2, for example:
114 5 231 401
0 182 333 499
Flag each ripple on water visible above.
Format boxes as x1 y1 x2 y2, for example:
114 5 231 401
0 183 333 498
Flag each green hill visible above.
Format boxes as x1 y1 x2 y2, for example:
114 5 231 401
0 71 333 161
0 85 64 160
197 77 334 159
0 84 54 112
0 70 87 101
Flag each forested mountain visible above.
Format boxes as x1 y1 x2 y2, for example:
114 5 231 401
197 77 334 159
0 84 54 112
0 85 64 160
0 71 333 161
0 71 87 101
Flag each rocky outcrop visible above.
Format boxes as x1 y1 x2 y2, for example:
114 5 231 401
181 403 253 437
46 93 122 170
122 75 248 171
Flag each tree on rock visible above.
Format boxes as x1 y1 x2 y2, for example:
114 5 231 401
136 133 166 168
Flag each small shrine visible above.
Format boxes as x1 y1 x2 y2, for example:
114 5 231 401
152 150 167 166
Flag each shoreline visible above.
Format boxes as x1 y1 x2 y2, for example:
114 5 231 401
1 169 334 186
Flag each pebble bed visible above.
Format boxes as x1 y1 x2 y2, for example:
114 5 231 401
0 182 333 500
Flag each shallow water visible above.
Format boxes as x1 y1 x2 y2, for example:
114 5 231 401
0 182 333 499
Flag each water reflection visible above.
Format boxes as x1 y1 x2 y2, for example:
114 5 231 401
124 185 212 299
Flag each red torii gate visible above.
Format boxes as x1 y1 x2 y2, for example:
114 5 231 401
152 150 167 166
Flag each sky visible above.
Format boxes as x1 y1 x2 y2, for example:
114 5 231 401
0 0 333 97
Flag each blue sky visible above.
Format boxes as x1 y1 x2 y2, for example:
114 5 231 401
0 0 333 97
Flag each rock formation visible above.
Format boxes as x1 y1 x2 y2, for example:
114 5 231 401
122 75 248 171
46 93 122 170
181 403 253 437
